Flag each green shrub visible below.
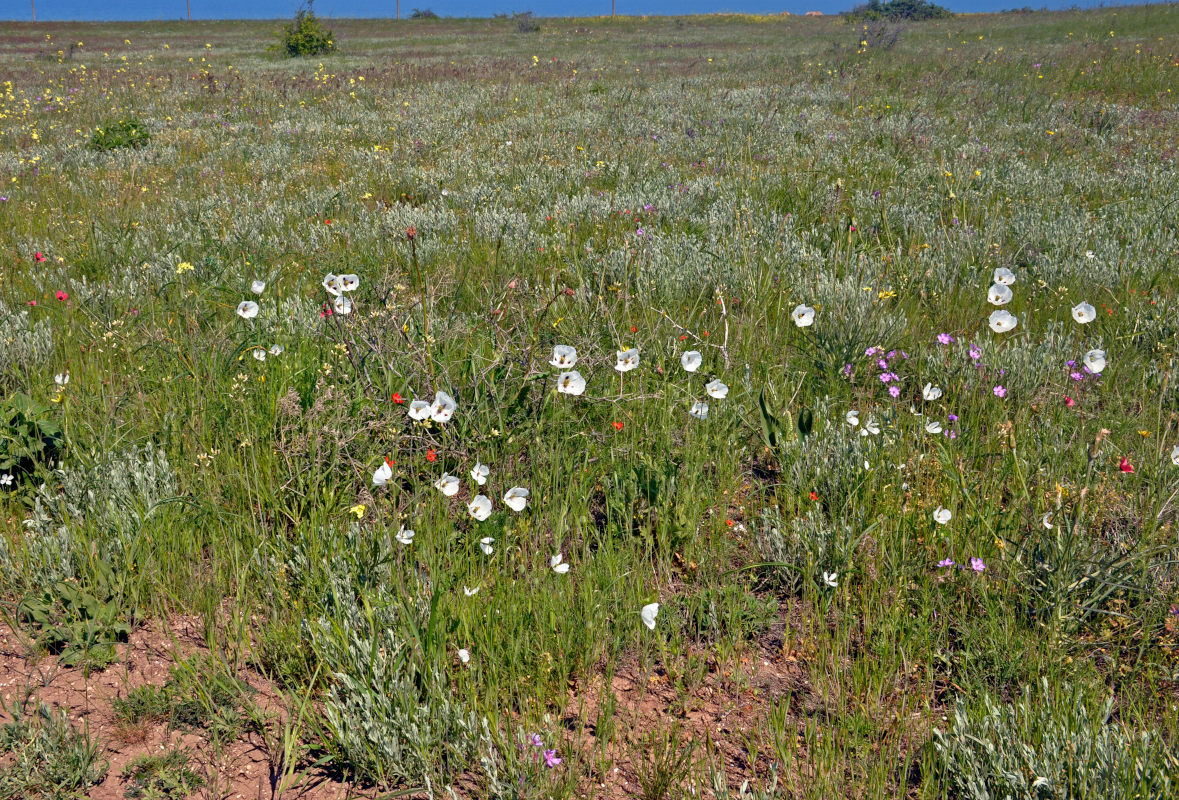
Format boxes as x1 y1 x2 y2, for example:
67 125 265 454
932 679 1179 799
0 393 63 482
277 3 335 57
849 0 951 20
409 8 439 18
121 749 202 800
89 119 150 152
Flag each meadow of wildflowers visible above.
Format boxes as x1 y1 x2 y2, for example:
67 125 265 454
1 6 1178 798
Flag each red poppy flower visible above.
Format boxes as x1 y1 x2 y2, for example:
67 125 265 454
630 325 637 333
426 449 437 462
1064 396 1075 407
55 290 68 301
33 252 46 262
612 421 623 431
809 491 818 501
1119 456 1133 473
391 392 404 404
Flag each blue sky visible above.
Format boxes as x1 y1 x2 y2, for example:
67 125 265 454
2 0 1144 20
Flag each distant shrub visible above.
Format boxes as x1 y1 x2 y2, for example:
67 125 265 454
409 7 439 18
513 11 541 33
932 679 1178 799
277 2 335 57
849 0 951 21
88 119 149 152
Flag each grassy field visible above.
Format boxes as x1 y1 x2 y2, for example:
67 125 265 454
1 5 1178 798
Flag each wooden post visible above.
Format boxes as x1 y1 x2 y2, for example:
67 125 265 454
31 0 36 22
612 0 615 15
396 0 400 18
186 0 192 20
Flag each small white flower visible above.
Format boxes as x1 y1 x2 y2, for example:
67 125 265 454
268 344 284 356
640 602 659 630
550 345 578 368
54 372 70 387
478 536 495 555
458 648 470 664
689 400 709 420
408 399 431 420
0 474 13 487
435 473 460 497
322 273 342 296
615 348 640 373
933 506 952 525
470 462 490 486
705 379 728 399
1042 512 1054 530
332 295 353 315
1171 444 1179 466
993 267 1016 286
791 304 815 328
463 585 480 596
503 487 529 512
338 274 360 292
988 309 1018 333
550 553 570 574
822 571 838 588
1085 250 1095 258
1071 302 1096 324
862 417 880 436
373 460 393 487
922 383 942 401
925 421 943 435
909 404 923 417
253 348 267 361
250 279 266 295
1083 349 1106 374
430 391 456 423
987 283 1013 306
395 526 415 545
468 494 493 521
236 300 259 319
845 410 860 428
680 351 702 373
557 370 586 396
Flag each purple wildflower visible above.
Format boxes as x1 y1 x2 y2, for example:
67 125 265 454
969 557 986 573
993 385 1006 398
889 385 900 398
543 749 561 768
938 333 954 345
937 558 956 568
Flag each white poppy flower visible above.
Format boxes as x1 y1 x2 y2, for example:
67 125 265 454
863 417 881 436
54 372 69 387
987 283 1013 306
468 494 492 521
1042 512 1054 530
250 280 266 295
846 410 860 427
1071 302 1096 324
925 421 943 435
463 586 480 596
338 274 360 292
557 370 586 396
478 536 495 555
1171 444 1179 466
910 404 923 417
615 348 640 373
430 391 456 423
550 553 570 574
680 351 702 373
993 267 1016 286
253 349 267 361
550 345 577 368
822 571 838 588
503 487 529 512
408 399 431 420
705 379 728 399
470 462 490 486
640 602 659 630
373 460 393 487
435 473 460 497
268 344 284 356
923 383 942 401
236 300 259 319
933 506 952 525
791 304 815 328
988 310 1018 333
458 648 470 663
689 400 709 420
322 273 342 296
1083 349 1106 374
395 526 415 545
332 295 352 315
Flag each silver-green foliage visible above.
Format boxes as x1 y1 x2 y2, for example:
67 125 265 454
932 679 1179 800
0 300 54 376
